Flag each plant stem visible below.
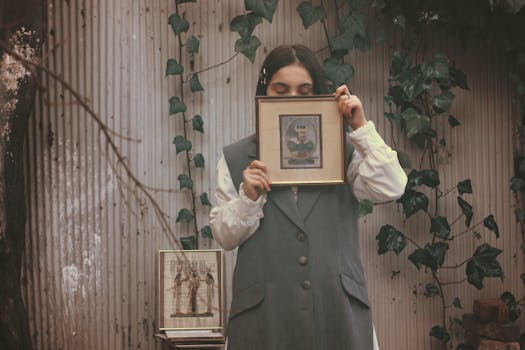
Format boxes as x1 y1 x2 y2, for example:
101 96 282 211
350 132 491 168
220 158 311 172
441 257 471 269
449 220 484 240
185 52 239 81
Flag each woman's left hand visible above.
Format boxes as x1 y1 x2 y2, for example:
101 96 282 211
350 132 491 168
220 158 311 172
335 84 367 130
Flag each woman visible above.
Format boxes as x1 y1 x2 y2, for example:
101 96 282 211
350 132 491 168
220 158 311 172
209 44 407 350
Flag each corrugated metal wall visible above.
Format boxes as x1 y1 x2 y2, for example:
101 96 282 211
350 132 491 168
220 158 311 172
22 0 523 349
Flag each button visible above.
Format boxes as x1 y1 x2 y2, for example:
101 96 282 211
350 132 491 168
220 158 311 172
298 256 308 265
301 280 312 290
296 231 306 241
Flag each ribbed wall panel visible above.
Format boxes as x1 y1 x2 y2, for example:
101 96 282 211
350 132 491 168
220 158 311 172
22 1 523 349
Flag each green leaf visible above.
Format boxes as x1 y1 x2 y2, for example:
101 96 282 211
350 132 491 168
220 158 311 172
516 207 525 223
408 242 448 271
430 325 450 344
176 208 194 223
520 273 525 285
396 150 411 169
501 292 521 321
185 35 200 54
392 15 406 29
296 1 326 29
407 169 440 188
421 54 449 80
339 13 367 37
168 13 189 35
193 153 205 168
457 179 472 195
180 235 196 250
376 224 407 255
200 192 212 206
430 216 451 239
172 135 192 154
234 35 261 62
230 12 262 38
390 51 410 77
358 199 374 217
330 31 355 52
401 108 431 139
323 58 354 87
192 115 204 133
245 0 278 23
178 174 193 189
453 297 463 309
200 225 213 239
448 115 461 128
450 66 468 89
350 0 371 9
169 96 186 115
501 291 516 304
176 0 196 4
483 214 499 238
466 243 504 289
189 74 204 92
511 177 525 192
433 90 455 113
384 95 394 106
457 196 473 227
424 283 439 297
397 189 429 218
166 59 184 76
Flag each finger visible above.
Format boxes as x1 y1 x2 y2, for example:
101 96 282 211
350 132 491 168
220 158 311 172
248 170 271 189
249 160 268 172
247 174 270 193
334 84 351 98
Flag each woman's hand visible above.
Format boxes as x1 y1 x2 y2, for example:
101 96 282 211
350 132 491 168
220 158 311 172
335 84 367 130
242 160 271 201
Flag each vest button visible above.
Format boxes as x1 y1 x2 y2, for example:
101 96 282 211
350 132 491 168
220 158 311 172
296 231 306 241
301 280 312 290
298 256 308 265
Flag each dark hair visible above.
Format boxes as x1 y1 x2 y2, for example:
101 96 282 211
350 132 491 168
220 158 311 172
255 44 328 96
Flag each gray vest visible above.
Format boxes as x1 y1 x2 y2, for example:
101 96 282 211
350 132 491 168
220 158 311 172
223 134 374 350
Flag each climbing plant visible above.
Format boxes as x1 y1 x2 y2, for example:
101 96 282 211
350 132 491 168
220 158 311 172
167 0 212 249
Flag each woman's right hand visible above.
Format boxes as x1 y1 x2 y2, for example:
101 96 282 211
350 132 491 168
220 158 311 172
242 160 271 201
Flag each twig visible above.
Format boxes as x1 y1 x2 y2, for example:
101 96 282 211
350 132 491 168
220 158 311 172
439 278 467 286
449 220 484 240
441 257 470 269
184 52 239 81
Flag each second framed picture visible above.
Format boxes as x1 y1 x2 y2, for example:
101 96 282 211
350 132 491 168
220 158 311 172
256 95 346 185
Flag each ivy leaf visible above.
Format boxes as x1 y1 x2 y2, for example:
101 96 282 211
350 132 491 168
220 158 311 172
193 153 205 168
453 297 463 309
448 115 461 128
200 225 213 239
296 1 326 29
511 177 525 192
424 283 440 297
169 97 186 115
166 59 184 76
180 235 196 250
192 115 204 133
483 215 499 238
168 13 189 35
520 273 525 285
176 208 194 223
401 108 431 139
178 174 193 189
323 58 354 87
189 73 204 92
450 66 469 89
358 199 374 217
376 224 407 255
392 14 406 29
396 150 412 169
501 291 521 321
407 169 440 188
408 242 448 271
339 13 367 37
516 207 525 223
330 30 355 51
457 179 472 195
234 35 261 62
433 90 455 113
230 12 262 38
501 291 516 305
173 135 192 154
397 189 429 218
457 196 473 227
430 216 451 239
390 51 410 78
185 35 200 54
466 243 504 289
200 192 212 206
176 0 197 4
245 0 278 23
430 326 450 344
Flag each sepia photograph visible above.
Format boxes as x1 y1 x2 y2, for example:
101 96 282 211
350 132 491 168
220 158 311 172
279 114 322 169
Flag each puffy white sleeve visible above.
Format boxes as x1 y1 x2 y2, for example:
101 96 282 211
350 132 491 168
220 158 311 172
209 155 267 250
347 121 408 202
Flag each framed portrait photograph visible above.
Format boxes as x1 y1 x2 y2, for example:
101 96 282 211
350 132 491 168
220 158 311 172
158 250 224 331
256 95 345 185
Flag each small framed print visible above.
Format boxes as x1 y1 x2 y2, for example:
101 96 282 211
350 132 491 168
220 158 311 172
158 250 224 331
256 95 346 185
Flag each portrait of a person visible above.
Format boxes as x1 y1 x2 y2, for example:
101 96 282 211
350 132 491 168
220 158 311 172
287 123 315 158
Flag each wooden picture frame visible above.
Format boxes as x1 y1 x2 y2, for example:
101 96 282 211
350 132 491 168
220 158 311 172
158 250 224 332
256 95 346 185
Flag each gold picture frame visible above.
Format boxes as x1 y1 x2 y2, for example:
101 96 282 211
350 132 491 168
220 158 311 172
256 95 346 185
158 250 224 331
